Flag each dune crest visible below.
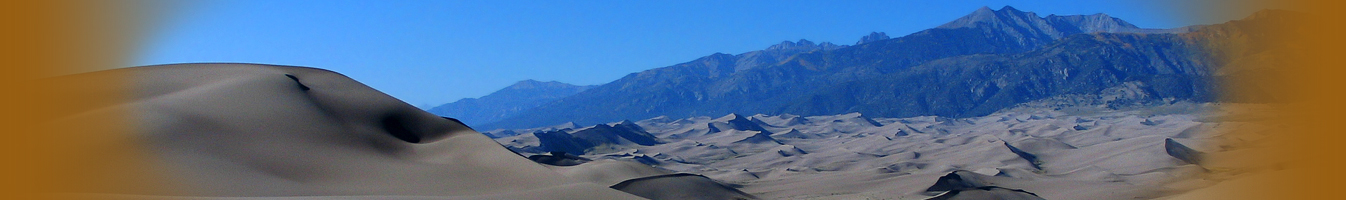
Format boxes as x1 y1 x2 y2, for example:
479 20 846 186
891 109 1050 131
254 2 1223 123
48 64 643 199
492 103 1248 199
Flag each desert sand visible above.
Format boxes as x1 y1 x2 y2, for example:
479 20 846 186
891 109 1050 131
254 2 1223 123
45 63 1283 199
493 103 1282 199
45 63 753 199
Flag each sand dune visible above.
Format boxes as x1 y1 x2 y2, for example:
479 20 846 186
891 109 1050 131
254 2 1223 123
541 155 758 200
48 63 1275 199
547 159 674 186
48 64 652 199
923 171 1044 200
492 103 1261 199
610 174 757 200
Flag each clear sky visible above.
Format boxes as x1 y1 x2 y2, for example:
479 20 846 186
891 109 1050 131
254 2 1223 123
134 0 1276 108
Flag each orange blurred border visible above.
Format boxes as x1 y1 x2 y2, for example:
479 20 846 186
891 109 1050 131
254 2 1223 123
1277 0 1345 199
1 1 160 199
1 0 1340 199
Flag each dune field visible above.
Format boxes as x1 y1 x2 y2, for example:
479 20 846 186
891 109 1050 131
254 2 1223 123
43 63 1283 199
492 102 1280 199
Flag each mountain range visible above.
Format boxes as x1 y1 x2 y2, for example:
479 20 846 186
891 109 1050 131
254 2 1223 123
426 80 593 126
427 6 1286 131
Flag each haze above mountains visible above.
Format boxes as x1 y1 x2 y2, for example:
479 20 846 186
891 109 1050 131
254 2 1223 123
428 6 1282 131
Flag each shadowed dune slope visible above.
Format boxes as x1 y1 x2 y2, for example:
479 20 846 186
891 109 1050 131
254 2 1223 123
610 173 758 200
47 63 642 199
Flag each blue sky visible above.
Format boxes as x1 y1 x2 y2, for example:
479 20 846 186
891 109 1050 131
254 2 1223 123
134 0 1274 108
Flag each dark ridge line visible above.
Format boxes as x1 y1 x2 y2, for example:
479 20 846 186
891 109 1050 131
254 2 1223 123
608 173 758 199
283 74 310 91
925 186 1043 200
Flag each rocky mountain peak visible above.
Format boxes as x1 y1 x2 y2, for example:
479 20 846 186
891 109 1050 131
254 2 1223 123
426 79 594 127
1043 13 1141 33
937 5 1041 30
766 39 809 50
505 79 585 90
766 39 843 51
855 32 890 45
936 5 1153 41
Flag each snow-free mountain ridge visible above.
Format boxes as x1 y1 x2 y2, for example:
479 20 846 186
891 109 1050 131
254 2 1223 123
462 6 1281 131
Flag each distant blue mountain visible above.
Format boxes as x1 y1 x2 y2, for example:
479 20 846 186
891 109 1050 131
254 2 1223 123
475 6 1288 130
426 80 593 127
